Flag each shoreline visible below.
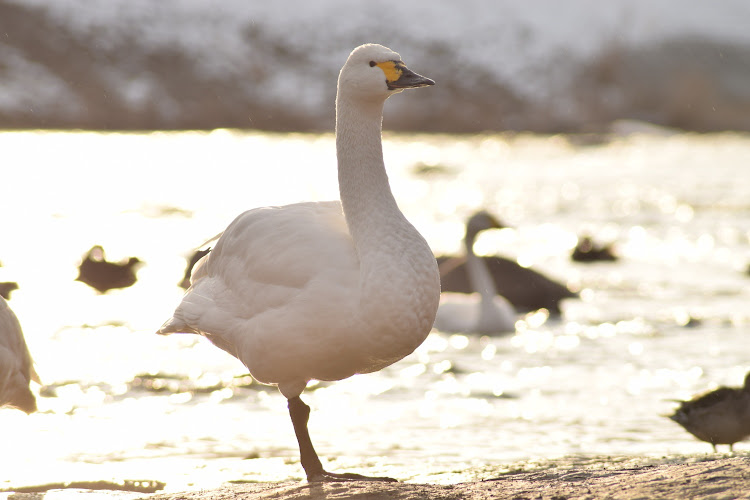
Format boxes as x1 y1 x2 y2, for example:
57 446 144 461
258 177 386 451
139 455 749 499
3 454 748 499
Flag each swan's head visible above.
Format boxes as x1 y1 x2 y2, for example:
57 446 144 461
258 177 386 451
338 44 434 101
468 211 504 232
465 211 505 243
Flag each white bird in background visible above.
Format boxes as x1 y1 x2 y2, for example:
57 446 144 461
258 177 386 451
158 44 440 482
434 211 517 335
0 297 40 414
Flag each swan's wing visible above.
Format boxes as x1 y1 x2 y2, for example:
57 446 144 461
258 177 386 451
160 201 358 340
210 201 352 292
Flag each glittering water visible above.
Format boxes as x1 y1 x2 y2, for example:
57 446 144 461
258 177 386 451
1 129 749 496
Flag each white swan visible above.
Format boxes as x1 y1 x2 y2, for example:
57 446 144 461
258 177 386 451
158 44 439 482
434 211 517 335
0 297 40 413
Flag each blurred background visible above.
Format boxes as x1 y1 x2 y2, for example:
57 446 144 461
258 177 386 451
1 1 750 496
1 0 750 133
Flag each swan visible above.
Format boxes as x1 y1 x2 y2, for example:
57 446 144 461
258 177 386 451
437 213 577 315
158 44 439 482
76 245 144 293
668 371 750 452
434 211 516 335
0 297 39 413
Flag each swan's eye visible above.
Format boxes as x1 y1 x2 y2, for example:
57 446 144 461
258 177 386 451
369 61 377 67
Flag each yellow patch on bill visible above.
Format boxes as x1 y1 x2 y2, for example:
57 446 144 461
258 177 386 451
376 61 403 83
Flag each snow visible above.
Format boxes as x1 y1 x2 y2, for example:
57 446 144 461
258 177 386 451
8 0 750 97
0 46 81 115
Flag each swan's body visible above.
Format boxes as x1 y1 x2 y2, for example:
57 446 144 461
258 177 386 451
668 372 750 452
434 293 516 334
434 212 516 335
158 44 439 481
0 297 39 413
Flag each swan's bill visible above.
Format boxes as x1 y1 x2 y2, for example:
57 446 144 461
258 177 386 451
374 60 435 90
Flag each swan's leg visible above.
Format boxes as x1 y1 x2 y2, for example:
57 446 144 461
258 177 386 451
287 396 397 482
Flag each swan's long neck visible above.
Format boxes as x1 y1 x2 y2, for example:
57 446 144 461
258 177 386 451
335 95 403 245
334 90 439 344
464 232 511 332
464 232 498 303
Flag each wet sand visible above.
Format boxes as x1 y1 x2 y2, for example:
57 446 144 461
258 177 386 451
139 455 749 500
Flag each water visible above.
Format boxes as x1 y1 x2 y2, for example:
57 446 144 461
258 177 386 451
1 129 749 496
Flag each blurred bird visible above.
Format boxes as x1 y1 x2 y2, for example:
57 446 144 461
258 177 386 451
571 234 618 262
434 211 516 335
0 296 39 413
179 248 211 289
76 245 144 293
437 212 577 315
668 372 750 452
158 44 439 482
0 282 19 300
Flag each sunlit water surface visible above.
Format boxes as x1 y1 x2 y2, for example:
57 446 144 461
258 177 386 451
1 129 749 497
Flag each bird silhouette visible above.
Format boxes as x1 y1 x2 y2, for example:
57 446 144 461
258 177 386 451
76 245 144 293
668 372 750 452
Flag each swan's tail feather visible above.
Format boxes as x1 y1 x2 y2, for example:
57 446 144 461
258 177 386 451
157 316 199 335
198 232 223 249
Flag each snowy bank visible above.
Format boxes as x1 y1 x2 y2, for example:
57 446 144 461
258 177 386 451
1 0 749 132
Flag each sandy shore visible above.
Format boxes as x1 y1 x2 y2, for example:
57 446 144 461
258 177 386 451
139 455 750 500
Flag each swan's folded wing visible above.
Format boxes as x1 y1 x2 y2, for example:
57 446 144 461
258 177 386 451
163 201 358 336
213 201 353 289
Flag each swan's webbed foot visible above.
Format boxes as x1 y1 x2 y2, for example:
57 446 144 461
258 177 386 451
308 471 397 483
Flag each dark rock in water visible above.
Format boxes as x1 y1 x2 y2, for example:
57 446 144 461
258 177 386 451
76 245 144 293
571 235 618 263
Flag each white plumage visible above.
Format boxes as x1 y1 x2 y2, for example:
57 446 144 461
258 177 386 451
158 44 439 482
0 297 39 414
434 211 517 335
